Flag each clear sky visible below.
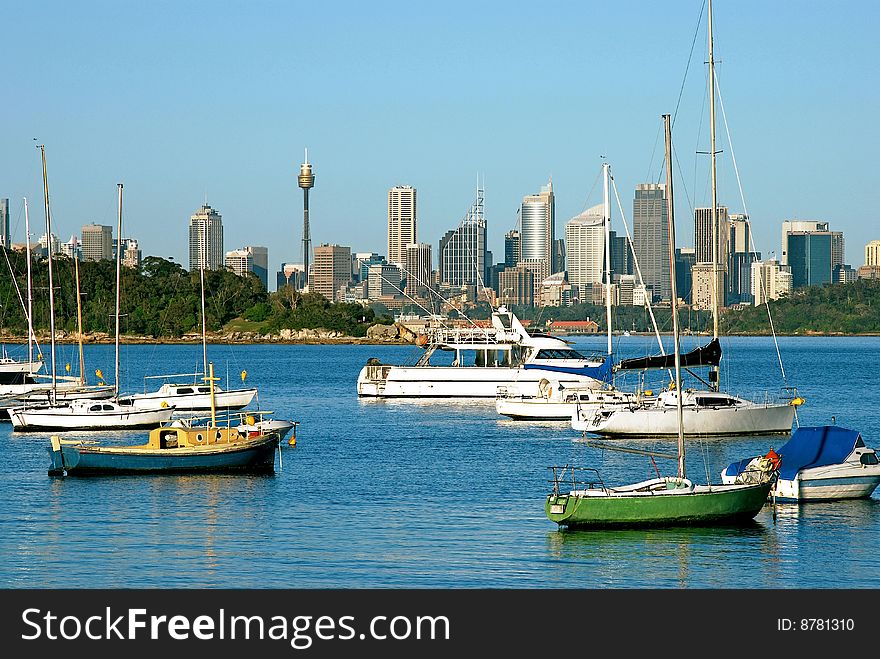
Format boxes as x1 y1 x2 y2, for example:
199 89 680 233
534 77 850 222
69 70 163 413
2 1 877 288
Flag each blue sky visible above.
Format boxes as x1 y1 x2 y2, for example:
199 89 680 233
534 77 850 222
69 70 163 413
2 1 877 287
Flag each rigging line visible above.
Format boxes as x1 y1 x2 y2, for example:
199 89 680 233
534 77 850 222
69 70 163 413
713 70 787 383
646 122 664 185
580 167 603 215
671 0 707 128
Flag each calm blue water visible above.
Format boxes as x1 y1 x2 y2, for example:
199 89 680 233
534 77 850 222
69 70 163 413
1 335 878 588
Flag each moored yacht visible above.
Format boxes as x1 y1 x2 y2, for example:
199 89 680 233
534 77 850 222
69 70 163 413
357 307 611 399
496 379 649 421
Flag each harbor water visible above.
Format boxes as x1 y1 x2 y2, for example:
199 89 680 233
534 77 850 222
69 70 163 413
1 335 878 588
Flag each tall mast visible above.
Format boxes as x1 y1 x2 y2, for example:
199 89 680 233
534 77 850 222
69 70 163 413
664 114 685 479
38 144 57 398
74 254 85 385
200 210 208 377
24 197 34 366
114 183 123 397
603 162 613 358
708 0 721 391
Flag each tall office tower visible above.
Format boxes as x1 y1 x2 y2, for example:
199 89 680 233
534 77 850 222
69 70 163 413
675 247 696 305
81 224 113 261
188 204 224 271
564 204 605 302
388 185 417 266
519 179 554 282
831 231 845 270
438 188 486 287
0 199 9 248
404 243 432 297
504 230 521 267
751 259 793 305
122 239 142 269
866 240 880 266
297 151 315 289
225 249 254 277
727 213 756 304
244 246 269 289
691 263 726 310
694 206 730 264
609 231 633 278
781 220 828 265
312 243 351 301
632 183 670 301
787 231 832 288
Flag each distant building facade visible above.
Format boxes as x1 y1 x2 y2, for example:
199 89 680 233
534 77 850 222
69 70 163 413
519 180 554 283
0 199 9 248
787 231 832 288
404 243 432 298
188 204 224 271
632 183 669 301
81 224 113 261
122 239 142 269
865 240 880 267
564 204 605 303
388 185 417 266
312 244 351 301
751 259 792 305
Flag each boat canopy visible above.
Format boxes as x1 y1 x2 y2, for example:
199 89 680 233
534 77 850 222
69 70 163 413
616 338 721 371
776 426 863 481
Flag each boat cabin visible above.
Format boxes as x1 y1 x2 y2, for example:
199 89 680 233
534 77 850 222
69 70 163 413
145 426 244 450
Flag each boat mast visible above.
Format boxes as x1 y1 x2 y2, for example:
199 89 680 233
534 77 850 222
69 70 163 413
708 0 721 391
74 251 85 385
663 114 685 479
38 144 57 399
603 162 613 359
199 207 208 377
114 183 123 398
24 197 34 366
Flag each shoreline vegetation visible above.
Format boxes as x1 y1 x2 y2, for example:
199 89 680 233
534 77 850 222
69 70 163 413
2 252 879 345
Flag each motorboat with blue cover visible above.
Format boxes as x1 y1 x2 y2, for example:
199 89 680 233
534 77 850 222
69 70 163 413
721 425 880 501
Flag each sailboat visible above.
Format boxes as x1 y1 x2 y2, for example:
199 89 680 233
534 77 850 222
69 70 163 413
9 183 175 431
571 0 798 438
545 114 775 529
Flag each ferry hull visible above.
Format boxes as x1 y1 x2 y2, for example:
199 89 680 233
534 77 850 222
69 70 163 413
48 434 279 476
577 404 795 437
546 481 772 528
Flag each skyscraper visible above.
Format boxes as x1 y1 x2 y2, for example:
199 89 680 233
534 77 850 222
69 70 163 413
866 240 880 267
504 230 520 268
438 190 486 288
752 259 793 305
225 249 254 278
0 199 9 248
312 243 351 301
519 180 554 281
388 185 417 266
632 183 669 301
694 206 729 264
246 246 269 289
609 231 633 279
727 213 756 304
404 243 432 297
787 231 832 288
564 204 605 302
81 224 113 261
188 204 224 271
831 231 845 270
781 220 828 265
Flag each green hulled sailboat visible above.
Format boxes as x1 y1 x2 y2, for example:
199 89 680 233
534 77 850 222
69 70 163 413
545 110 775 529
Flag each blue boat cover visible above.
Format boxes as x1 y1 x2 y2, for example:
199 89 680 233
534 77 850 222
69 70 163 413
524 356 613 384
777 426 861 480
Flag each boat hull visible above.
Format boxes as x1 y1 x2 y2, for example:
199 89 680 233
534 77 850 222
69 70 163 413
576 403 795 437
357 366 602 399
775 472 880 502
545 481 773 528
127 388 258 411
10 407 175 431
47 434 279 476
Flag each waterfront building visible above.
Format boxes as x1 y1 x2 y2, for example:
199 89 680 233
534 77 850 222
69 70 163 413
0 199 9 248
225 249 253 278
81 224 113 261
865 240 880 267
388 185 417 266
632 183 669 301
632 283 648 308
122 239 142 269
564 204 604 303
787 231 832 288
835 264 857 283
519 180 554 282
751 259 792 305
404 243 432 298
312 243 351 302
504 230 521 267
367 263 402 299
188 204 224 271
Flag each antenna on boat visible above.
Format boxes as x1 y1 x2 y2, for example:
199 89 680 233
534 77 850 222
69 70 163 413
664 113 686 479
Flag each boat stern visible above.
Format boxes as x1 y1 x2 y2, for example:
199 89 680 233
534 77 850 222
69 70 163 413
357 362 390 397
47 435 66 476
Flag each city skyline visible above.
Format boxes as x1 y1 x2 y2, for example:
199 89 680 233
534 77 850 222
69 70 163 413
1 1 876 275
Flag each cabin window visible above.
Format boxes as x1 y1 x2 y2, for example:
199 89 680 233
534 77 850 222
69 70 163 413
178 388 194 394
89 405 103 412
160 433 178 449
102 405 115 411
535 349 590 360
695 396 736 408
198 387 211 393
196 433 203 442
860 452 879 466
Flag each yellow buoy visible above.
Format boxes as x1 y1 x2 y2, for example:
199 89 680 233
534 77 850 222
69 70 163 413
65 363 71 373
241 369 247 382
789 396 805 407
246 415 256 425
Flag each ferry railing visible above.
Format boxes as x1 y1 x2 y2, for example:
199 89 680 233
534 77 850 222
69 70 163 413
548 465 607 496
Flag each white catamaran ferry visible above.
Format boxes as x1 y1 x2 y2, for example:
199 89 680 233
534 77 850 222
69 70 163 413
356 307 612 399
